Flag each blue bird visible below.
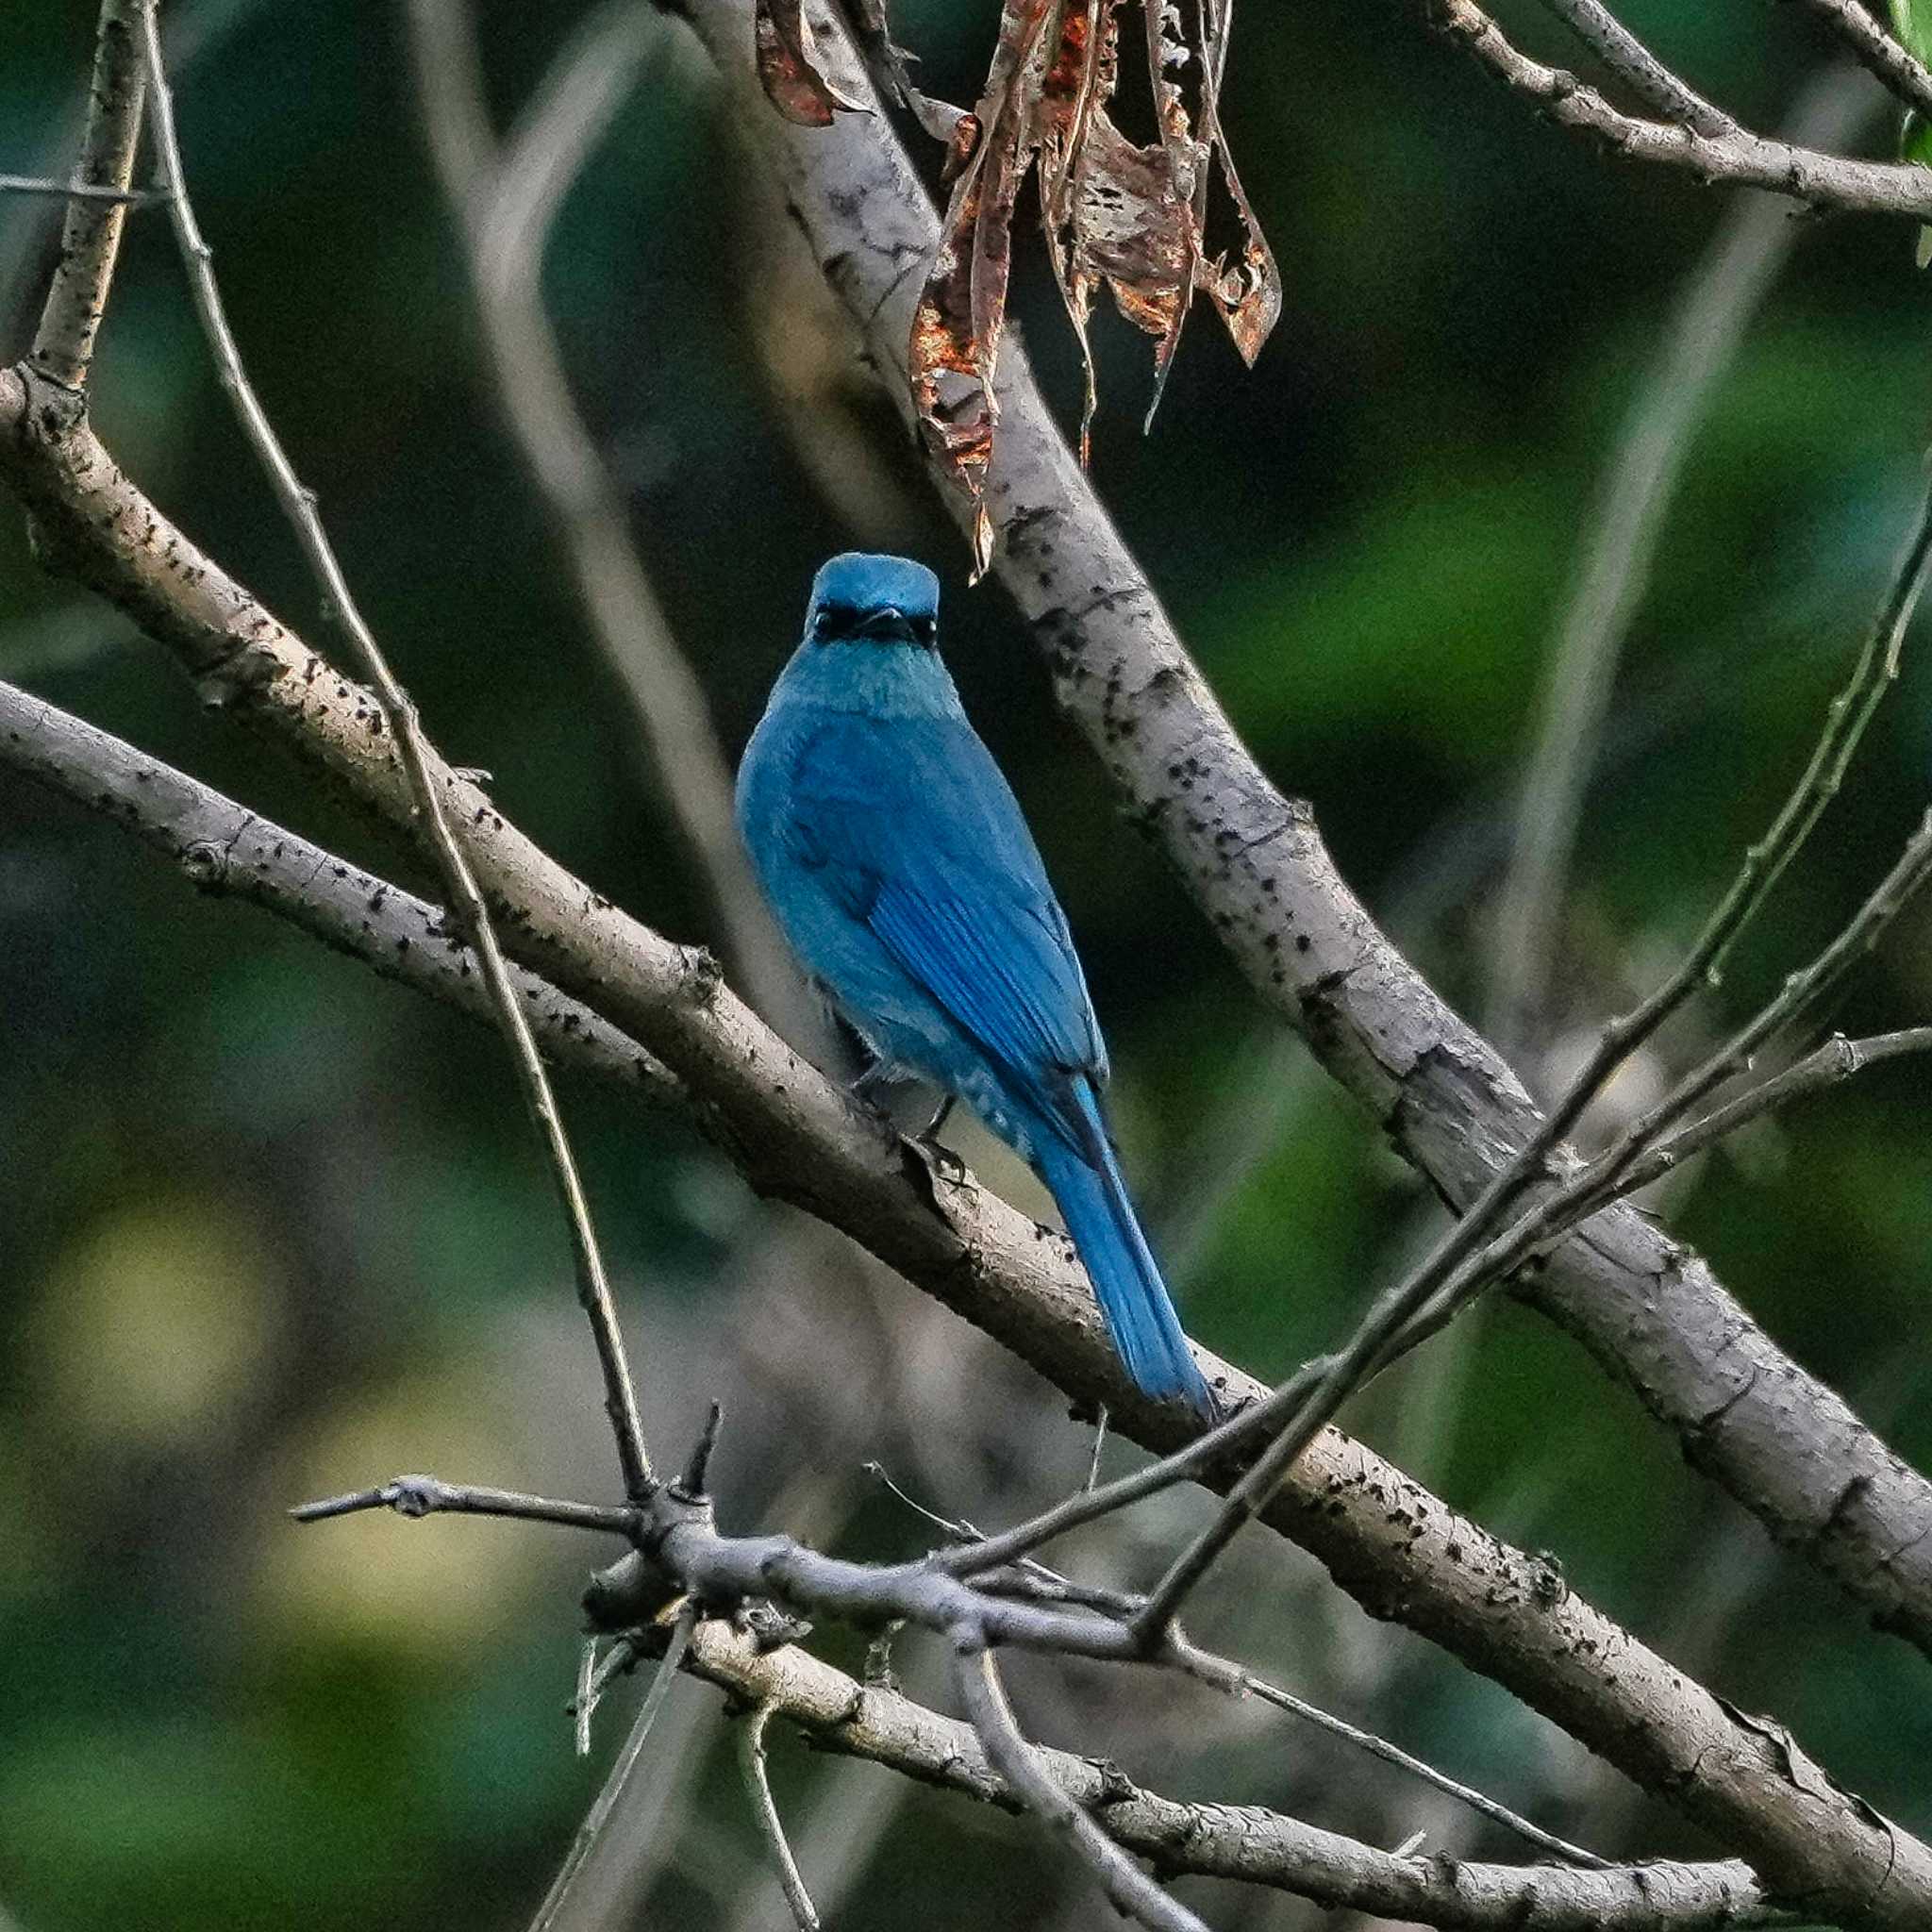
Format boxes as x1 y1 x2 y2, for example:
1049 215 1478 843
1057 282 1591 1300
736 552 1216 1419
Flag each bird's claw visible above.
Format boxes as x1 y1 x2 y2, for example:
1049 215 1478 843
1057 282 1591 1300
912 1132 968 1186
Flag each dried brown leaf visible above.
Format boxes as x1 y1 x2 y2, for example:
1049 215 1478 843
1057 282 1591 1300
908 0 1057 576
755 0 869 127
1193 0 1281 365
900 0 1278 551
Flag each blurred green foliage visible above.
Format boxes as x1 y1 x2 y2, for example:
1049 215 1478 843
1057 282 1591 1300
4 3 1932 1928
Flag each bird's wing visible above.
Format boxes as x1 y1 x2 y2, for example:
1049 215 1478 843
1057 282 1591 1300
783 712 1108 1112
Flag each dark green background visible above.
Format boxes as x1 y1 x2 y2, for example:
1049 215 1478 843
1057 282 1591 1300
3 3 1930 1927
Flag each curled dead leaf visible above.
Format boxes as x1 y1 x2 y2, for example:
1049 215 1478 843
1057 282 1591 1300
754 0 870 127
888 0 1278 566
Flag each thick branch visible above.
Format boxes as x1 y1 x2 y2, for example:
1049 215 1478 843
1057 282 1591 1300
680 0 1932 1659
684 1621 1785 1931
28 0 146 391
2 366 1927 1924
0 679 676 1101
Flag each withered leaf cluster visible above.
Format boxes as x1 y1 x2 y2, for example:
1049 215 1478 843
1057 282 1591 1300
756 0 1280 576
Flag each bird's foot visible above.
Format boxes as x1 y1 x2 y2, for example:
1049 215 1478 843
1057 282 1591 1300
912 1094 965 1182
911 1132 968 1187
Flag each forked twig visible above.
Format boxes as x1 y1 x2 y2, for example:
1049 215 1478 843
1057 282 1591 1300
529 1607 696 1932
1534 0 1735 136
739 1704 822 1932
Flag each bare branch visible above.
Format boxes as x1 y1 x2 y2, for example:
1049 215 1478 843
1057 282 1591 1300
1417 0 1932 218
28 0 146 391
1490 64 1881 1053
0 174 156 205
529 1606 696 1932
738 1705 822 1932
680 0 1932 1655
405 0 811 1039
1534 0 1736 136
4 363 1925 1915
1167 1638 1604 1870
1602 1026 1932 1191
871 1477 1596 1871
1126 458 1932 1625
307 1450 1932 1929
0 679 678 1105
288 1474 638 1537
134 6 654 1495
952 1640 1207 1932
684 1620 1788 1930
1790 0 1932 121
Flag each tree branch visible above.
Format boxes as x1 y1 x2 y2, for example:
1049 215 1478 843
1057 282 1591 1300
0 174 156 205
737 1704 823 1932
37 671 1916 1917
0 365 1924 1922
1534 0 1737 137
678 0 1932 1657
951 1639 1208 1932
1417 0 1932 218
530 1606 696 1932
134 4 655 1495
1788 0 1932 121
303 1472 1824 1930
0 678 677 1105
682 1620 1788 1931
27 0 146 391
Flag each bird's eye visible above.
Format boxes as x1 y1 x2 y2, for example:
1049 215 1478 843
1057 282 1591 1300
914 614 937 645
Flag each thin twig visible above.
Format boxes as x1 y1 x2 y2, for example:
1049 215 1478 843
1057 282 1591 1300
1504 813 1932 1261
1169 1638 1606 1869
739 1705 823 1932
1599 1026 1932 1192
529 1607 696 1932
1489 64 1881 1055
575 1641 599 1758
1534 0 1736 136
28 0 146 391
873 1457 1601 1864
134 5 654 1495
289 1474 639 1536
951 1641 1208 1932
1789 0 1932 120
0 174 157 204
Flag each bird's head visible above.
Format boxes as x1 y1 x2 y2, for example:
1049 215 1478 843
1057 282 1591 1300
805 553 941 649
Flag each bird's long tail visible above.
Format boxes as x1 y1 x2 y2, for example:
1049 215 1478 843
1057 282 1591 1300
1035 1080 1217 1421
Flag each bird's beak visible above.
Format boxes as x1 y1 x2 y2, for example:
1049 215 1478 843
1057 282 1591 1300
853 605 917 641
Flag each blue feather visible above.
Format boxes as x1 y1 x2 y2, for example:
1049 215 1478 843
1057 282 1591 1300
1037 1080 1216 1415
737 553 1216 1418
